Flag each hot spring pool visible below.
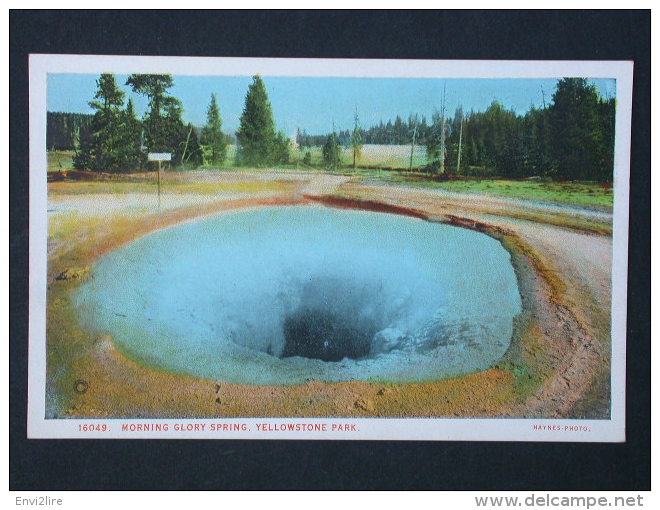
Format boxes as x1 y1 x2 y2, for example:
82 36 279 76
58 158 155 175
75 206 522 385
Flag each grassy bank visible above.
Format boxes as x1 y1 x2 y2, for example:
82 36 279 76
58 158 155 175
47 151 76 172
48 149 613 210
293 144 428 168
347 172 612 210
401 178 613 210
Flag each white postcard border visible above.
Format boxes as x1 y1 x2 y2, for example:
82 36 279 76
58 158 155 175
27 55 633 441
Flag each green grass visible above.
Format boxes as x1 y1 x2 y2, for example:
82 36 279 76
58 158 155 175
425 179 612 209
47 151 75 172
359 174 613 210
48 149 613 210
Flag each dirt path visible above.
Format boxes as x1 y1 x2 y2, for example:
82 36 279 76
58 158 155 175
299 174 353 196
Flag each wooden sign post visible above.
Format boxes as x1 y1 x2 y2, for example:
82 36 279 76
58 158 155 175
147 153 172 207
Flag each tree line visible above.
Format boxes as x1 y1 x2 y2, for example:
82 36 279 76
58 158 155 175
51 75 614 181
47 112 94 151
433 79 615 181
301 78 615 181
56 73 289 172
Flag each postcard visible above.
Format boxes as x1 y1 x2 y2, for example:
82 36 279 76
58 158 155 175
27 55 632 441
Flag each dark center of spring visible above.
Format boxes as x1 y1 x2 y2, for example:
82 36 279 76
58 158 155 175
281 308 373 362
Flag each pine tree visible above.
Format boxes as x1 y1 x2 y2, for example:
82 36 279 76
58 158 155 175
235 75 279 167
161 98 188 166
426 110 443 172
351 108 363 169
126 74 183 156
271 132 291 165
202 93 227 166
114 98 146 170
525 105 553 177
322 131 341 170
74 73 130 172
179 123 204 168
549 78 606 180
47 112 93 151
595 97 616 182
72 127 94 170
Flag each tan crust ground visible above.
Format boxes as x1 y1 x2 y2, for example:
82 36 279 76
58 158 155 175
46 172 612 419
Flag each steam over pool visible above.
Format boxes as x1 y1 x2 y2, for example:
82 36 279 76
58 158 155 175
75 206 522 385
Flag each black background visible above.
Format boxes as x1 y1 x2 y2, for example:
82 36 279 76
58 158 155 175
10 10 650 490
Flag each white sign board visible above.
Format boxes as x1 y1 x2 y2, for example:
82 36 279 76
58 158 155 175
148 152 172 161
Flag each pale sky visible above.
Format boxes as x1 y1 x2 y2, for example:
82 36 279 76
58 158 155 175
48 74 616 136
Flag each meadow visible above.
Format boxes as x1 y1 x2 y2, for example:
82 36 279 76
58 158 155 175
47 150 76 171
48 147 613 210
292 143 429 169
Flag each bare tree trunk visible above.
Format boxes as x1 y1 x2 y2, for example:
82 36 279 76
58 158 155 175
409 115 418 171
180 124 193 164
439 83 447 175
456 112 463 174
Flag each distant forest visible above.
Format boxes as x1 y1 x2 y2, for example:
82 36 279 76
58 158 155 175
47 112 94 151
48 77 615 181
297 79 616 181
47 112 237 152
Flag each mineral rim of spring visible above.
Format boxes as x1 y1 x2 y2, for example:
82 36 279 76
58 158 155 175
75 206 522 385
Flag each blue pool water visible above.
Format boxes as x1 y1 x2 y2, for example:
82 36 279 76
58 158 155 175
75 206 522 385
